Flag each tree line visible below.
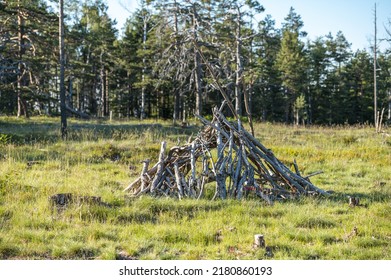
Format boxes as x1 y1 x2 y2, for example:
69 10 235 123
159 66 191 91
1 0 391 125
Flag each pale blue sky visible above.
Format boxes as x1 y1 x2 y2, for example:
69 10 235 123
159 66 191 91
107 0 391 52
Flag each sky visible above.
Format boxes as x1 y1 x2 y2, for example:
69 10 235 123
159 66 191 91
106 0 391 52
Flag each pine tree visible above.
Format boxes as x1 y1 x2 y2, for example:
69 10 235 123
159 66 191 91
276 7 307 124
307 36 329 124
0 0 58 117
254 14 283 121
68 0 117 116
59 0 67 139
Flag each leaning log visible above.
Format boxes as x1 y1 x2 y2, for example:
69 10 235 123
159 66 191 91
65 105 90 119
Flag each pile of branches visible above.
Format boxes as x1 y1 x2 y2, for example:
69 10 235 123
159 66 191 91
124 107 329 203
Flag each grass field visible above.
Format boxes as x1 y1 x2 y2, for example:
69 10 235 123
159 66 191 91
0 116 390 260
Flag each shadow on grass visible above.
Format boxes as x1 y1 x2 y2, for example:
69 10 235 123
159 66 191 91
0 118 199 144
319 189 391 205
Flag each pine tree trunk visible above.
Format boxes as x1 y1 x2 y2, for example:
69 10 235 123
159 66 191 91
126 71 131 118
17 1 28 118
105 69 109 116
59 0 67 139
174 90 180 123
68 78 73 109
100 53 105 117
388 90 391 122
140 13 147 120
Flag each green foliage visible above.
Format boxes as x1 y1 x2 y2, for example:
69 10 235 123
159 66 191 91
2 0 390 125
0 134 15 145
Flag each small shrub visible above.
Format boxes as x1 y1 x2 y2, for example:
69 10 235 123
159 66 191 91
0 133 22 145
0 133 12 145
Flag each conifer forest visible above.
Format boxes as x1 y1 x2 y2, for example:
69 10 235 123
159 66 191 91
1 0 391 126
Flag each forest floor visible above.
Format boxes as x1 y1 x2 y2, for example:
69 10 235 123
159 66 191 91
0 116 390 260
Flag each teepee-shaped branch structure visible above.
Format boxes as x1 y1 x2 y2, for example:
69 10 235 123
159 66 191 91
124 107 329 203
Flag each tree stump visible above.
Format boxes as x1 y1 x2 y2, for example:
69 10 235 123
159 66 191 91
348 196 360 207
254 234 265 248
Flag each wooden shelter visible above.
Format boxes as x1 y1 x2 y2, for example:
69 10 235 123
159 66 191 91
124 106 329 204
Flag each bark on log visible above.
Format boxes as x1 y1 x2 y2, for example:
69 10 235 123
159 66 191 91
150 141 166 193
140 159 150 192
174 162 184 199
65 105 90 119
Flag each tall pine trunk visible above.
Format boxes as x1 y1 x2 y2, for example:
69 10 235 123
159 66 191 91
17 1 28 118
59 0 67 139
140 11 147 120
105 69 109 116
100 52 106 117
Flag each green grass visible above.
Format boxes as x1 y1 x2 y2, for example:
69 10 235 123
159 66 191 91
0 116 390 259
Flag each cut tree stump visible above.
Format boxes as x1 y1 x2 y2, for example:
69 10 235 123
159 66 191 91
254 234 266 248
348 196 360 207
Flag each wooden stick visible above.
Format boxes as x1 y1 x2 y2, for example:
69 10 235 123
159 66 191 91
174 162 183 199
194 44 238 119
151 141 167 193
189 141 197 188
140 159 150 191
293 159 301 176
304 171 323 179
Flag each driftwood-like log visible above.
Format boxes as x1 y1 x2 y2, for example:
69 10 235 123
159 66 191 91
65 105 90 119
124 108 329 203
